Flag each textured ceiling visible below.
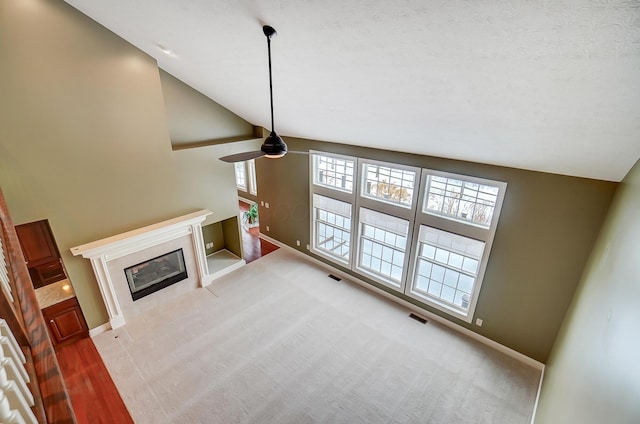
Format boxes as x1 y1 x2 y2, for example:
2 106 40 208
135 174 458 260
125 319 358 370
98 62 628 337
64 0 640 181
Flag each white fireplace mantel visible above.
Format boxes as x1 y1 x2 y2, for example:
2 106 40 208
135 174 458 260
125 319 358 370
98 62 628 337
71 210 212 329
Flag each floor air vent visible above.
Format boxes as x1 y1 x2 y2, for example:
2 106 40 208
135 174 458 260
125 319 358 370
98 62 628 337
409 313 428 324
328 274 342 281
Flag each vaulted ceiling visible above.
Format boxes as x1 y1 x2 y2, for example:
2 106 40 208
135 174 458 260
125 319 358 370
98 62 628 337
64 0 640 181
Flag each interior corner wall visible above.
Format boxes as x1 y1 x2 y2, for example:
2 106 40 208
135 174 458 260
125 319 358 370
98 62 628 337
222 216 242 258
0 0 254 329
202 222 225 256
255 137 617 363
534 159 640 423
158 69 255 146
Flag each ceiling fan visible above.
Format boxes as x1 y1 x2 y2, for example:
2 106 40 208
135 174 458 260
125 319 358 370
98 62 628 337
220 25 298 163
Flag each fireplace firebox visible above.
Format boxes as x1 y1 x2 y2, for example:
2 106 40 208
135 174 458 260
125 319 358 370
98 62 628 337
124 248 188 301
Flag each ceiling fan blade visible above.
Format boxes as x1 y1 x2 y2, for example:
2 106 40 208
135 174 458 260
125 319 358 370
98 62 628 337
219 150 266 163
286 150 309 155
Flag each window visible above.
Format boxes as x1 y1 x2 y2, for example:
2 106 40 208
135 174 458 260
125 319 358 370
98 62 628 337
234 159 257 195
424 175 499 228
408 170 506 322
361 163 416 208
248 160 258 196
313 154 355 193
413 226 485 313
356 208 408 288
234 162 247 191
312 194 351 263
309 154 506 323
310 151 357 264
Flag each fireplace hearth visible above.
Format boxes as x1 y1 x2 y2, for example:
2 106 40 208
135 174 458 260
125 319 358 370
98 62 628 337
125 248 187 301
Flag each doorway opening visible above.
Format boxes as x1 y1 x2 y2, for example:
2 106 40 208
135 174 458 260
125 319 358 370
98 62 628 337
239 200 278 263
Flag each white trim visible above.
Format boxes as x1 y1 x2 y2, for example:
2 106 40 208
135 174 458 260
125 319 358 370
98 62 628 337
259 234 544 371
89 322 111 337
201 259 246 287
406 170 508 323
234 161 248 192
247 159 258 196
70 210 211 258
530 366 545 423
237 196 257 206
71 210 212 329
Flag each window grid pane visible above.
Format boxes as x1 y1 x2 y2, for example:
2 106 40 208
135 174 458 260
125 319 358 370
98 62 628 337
424 175 499 227
359 222 407 285
234 162 246 191
313 196 352 262
314 155 355 193
248 159 257 195
412 225 485 312
362 164 415 207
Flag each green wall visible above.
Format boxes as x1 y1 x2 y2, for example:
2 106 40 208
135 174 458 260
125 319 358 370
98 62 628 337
202 222 225 256
535 159 640 423
0 0 257 329
159 69 256 148
202 217 243 258
256 138 617 362
222 216 243 258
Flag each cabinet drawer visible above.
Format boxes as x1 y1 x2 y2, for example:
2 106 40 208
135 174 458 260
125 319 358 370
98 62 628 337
31 259 66 288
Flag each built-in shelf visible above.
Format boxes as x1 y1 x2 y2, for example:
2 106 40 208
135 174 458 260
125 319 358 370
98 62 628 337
205 249 245 281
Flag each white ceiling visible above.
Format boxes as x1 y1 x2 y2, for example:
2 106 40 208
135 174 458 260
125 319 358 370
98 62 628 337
64 0 640 181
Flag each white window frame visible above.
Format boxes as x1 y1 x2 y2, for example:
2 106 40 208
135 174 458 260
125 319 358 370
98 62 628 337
360 161 417 209
355 207 410 289
406 169 507 322
311 194 352 265
354 158 420 291
235 160 257 195
234 162 247 192
308 154 507 324
312 151 356 194
310 151 357 266
247 159 258 196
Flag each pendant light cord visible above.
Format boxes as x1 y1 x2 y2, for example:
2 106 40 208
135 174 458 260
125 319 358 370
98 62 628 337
267 36 275 133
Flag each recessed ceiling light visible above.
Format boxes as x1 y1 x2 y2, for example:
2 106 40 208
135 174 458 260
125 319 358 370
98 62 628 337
157 44 175 56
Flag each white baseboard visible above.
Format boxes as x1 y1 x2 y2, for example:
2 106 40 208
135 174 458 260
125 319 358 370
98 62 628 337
237 196 256 205
89 322 111 337
260 234 545 371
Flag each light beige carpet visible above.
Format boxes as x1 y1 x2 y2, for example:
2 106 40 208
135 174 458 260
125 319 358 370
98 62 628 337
93 248 541 423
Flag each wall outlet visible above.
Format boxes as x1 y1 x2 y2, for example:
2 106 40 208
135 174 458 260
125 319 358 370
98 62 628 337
266 225 270 232
265 202 269 208
306 244 310 250
296 240 300 246
260 201 264 206
475 318 483 327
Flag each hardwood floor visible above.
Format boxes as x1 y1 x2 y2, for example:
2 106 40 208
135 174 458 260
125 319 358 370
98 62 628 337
56 337 133 424
239 200 279 263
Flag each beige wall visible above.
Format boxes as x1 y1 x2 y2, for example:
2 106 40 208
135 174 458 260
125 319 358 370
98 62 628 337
255 138 617 362
0 0 255 328
535 159 640 423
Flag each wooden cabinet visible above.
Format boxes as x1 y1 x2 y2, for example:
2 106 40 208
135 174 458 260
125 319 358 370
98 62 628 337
30 259 66 287
15 220 60 265
15 219 66 288
42 297 89 348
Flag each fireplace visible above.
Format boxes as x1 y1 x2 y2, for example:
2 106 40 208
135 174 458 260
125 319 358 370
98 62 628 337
71 210 246 330
124 248 188 301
